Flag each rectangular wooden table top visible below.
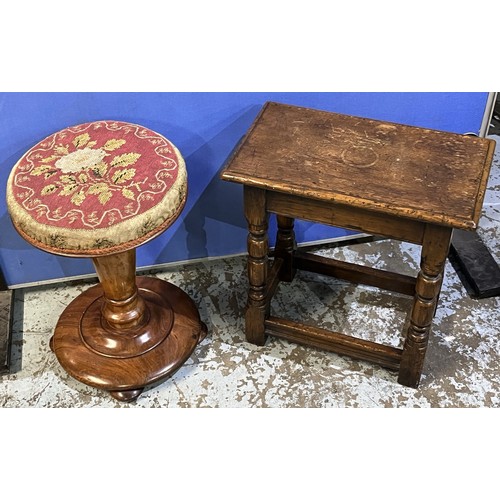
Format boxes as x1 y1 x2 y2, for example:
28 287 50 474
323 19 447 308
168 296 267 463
221 102 496 230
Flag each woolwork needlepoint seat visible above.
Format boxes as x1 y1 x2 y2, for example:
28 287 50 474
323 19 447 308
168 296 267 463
221 101 496 388
6 121 207 402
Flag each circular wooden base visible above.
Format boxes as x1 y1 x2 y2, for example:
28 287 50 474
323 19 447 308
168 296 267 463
51 276 207 402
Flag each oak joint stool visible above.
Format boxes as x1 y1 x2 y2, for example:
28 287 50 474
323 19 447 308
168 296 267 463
7 121 207 402
221 102 496 388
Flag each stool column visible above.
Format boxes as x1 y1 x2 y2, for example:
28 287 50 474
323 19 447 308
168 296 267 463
398 224 453 387
244 186 269 345
92 249 147 331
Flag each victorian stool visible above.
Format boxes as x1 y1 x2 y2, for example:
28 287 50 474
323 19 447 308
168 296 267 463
221 102 496 388
6 120 207 401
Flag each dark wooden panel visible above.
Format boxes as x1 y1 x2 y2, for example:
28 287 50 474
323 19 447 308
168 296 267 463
265 316 402 370
0 290 13 375
450 229 500 298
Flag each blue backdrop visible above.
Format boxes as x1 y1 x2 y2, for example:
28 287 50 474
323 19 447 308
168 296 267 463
0 92 491 287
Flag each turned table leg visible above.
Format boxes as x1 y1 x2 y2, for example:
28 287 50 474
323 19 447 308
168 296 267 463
398 225 453 387
244 186 269 345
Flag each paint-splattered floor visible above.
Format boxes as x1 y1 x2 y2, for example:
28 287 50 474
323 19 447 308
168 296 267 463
1 136 499 408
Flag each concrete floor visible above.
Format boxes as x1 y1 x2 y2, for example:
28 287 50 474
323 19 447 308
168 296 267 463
0 136 499 408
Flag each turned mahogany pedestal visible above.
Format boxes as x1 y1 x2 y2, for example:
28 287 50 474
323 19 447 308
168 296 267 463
221 102 496 388
7 121 206 401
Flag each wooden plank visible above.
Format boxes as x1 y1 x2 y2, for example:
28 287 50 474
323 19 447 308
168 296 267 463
294 251 417 296
265 316 402 370
267 190 425 245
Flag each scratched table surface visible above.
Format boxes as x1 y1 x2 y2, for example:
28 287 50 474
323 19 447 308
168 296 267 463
222 102 496 230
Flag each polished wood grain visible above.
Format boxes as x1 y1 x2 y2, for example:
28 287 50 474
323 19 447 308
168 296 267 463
221 101 496 388
51 249 206 402
92 250 147 331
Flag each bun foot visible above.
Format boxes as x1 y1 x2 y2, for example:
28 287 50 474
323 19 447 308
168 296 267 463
110 388 144 402
199 322 208 342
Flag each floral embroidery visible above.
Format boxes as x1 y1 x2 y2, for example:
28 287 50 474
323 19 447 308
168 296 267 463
30 131 142 207
55 147 107 173
10 121 182 234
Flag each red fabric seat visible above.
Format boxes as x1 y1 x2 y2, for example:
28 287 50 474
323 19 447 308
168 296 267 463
7 121 187 256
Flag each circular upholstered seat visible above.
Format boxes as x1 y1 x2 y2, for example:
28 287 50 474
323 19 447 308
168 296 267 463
7 121 187 256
